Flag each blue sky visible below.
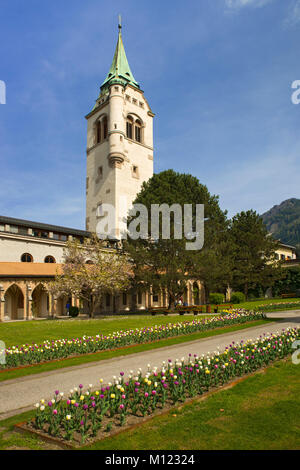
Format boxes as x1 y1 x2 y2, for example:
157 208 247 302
0 0 300 229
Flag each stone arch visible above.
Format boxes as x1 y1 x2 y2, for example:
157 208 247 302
126 113 144 143
127 112 144 126
55 294 72 316
4 284 24 321
94 113 108 144
31 283 49 318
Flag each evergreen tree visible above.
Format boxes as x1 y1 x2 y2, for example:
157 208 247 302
123 170 230 308
230 210 283 298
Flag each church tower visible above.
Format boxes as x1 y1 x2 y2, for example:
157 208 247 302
85 21 154 238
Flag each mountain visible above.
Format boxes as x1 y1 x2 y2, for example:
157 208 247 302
261 198 300 254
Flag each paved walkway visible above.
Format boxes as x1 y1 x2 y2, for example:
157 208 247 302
0 310 299 419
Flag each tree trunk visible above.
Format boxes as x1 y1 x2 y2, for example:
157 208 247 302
168 294 176 311
244 282 249 300
204 284 210 304
89 296 95 318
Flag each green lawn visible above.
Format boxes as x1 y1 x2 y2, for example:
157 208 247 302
1 357 299 450
0 314 210 348
238 297 300 310
1 296 298 348
85 358 300 450
0 319 271 382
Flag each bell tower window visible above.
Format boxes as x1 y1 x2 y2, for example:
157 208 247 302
135 119 142 143
126 116 133 139
95 116 108 144
96 120 101 144
103 116 108 139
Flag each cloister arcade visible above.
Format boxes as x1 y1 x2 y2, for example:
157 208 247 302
0 279 71 321
0 278 205 322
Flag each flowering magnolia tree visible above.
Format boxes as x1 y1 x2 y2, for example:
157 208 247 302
49 235 130 318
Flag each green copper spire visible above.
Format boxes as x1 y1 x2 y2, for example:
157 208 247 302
101 20 139 91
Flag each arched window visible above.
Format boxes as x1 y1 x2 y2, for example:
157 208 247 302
86 260 94 265
103 116 108 139
135 119 142 143
96 120 101 144
44 256 56 263
21 253 33 263
126 115 133 139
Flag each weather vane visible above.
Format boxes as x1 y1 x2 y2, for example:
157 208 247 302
118 14 122 30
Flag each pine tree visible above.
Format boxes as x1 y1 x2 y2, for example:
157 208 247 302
230 210 283 299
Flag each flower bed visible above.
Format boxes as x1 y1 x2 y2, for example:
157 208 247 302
2 310 264 370
28 327 299 445
253 301 300 312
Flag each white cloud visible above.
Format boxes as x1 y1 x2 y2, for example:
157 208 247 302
283 0 300 28
225 0 274 9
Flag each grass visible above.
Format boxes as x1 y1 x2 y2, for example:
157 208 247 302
1 298 297 349
0 298 294 382
0 314 212 348
238 297 300 311
84 358 300 450
0 319 272 382
1 296 297 348
1 357 299 450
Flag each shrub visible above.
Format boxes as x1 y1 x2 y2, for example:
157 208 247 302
209 293 224 305
69 306 79 318
231 292 246 304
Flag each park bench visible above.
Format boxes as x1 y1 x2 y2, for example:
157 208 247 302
148 303 233 316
